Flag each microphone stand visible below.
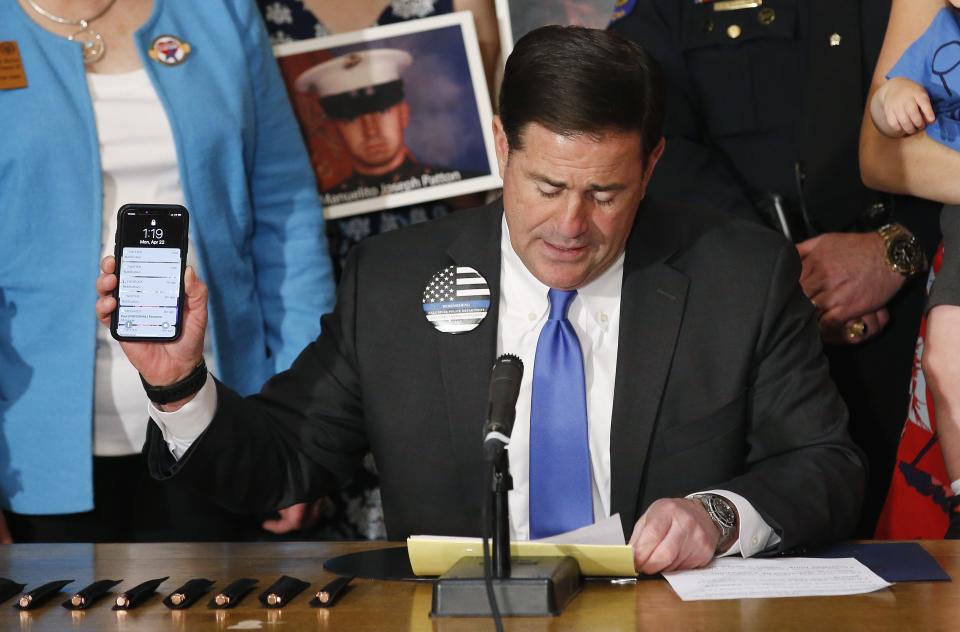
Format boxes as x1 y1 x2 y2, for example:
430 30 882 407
491 449 511 580
430 352 582 618
431 441 583 618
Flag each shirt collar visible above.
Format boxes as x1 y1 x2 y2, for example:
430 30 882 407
499 216 623 333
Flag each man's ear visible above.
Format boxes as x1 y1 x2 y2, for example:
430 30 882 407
493 116 508 180
399 101 410 129
640 137 666 192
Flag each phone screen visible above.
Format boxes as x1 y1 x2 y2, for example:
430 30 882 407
112 205 189 341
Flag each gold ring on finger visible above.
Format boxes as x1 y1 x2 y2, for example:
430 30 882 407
845 319 867 341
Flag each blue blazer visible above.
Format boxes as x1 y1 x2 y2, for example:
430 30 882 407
0 0 335 514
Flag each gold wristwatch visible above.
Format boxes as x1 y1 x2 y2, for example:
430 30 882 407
877 223 926 279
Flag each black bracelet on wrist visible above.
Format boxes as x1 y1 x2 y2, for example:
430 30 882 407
140 360 207 405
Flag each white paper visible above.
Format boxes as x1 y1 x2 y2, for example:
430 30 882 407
663 557 892 601
533 514 626 545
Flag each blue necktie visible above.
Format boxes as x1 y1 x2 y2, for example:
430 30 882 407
529 289 593 539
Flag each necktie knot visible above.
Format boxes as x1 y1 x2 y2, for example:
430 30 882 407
547 289 577 321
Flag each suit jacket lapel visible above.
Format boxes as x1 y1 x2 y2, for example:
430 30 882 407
610 201 690 536
437 201 503 479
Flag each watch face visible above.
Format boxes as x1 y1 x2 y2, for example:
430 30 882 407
889 236 921 272
709 496 737 528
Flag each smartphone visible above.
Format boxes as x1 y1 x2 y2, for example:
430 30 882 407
110 204 189 342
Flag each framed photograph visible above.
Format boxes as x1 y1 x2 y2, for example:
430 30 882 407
495 0 618 57
275 12 502 220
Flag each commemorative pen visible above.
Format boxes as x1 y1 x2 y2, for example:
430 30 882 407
163 578 215 609
209 578 258 609
63 579 122 610
0 579 26 605
259 575 309 608
113 577 168 610
310 576 353 608
15 580 74 610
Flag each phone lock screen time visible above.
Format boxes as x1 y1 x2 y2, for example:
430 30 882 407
111 204 189 342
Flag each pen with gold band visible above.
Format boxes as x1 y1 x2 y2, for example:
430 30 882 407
62 579 122 610
208 578 258 609
259 575 309 608
15 580 74 610
112 577 168 610
310 575 353 608
163 578 215 610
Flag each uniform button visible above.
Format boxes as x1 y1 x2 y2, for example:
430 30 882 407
528 312 537 322
830 33 842 47
752 535 759 545
726 24 742 39
757 8 775 26
703 18 714 33
599 312 608 324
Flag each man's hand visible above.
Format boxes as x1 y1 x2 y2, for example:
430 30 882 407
0 513 12 544
629 498 724 574
797 232 904 341
95 256 208 410
261 500 325 535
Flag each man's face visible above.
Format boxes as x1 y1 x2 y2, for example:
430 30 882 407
494 119 664 290
334 101 410 175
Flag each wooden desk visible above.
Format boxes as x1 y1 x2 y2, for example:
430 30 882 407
0 541 955 631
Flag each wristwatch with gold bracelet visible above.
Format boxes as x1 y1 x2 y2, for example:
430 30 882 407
877 223 926 279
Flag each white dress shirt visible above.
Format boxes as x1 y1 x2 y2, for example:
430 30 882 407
150 215 779 556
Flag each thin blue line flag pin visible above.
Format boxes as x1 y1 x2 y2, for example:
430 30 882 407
422 266 490 334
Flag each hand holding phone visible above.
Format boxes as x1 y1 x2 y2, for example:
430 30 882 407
95 204 208 398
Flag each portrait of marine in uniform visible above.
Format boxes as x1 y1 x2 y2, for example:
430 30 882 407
274 13 501 219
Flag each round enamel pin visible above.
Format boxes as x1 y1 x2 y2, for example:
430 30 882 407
422 266 490 334
148 35 191 66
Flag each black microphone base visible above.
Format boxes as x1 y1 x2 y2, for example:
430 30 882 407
430 556 582 617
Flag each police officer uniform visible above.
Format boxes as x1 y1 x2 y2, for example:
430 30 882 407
611 0 942 535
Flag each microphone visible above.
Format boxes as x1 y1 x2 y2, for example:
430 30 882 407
482 354 524 462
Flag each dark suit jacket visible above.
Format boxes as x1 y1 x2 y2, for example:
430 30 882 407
147 198 865 549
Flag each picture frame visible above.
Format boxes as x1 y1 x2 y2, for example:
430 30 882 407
275 12 502 220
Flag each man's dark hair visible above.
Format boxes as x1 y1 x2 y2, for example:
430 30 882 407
499 25 664 158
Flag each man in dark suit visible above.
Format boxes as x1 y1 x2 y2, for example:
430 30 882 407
96 26 864 573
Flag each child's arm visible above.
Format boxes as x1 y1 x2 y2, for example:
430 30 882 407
861 0 960 203
870 77 937 137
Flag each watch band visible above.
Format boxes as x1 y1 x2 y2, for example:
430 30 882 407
140 359 207 405
693 494 737 553
877 223 926 278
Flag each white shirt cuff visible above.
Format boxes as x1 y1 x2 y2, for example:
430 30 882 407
147 372 218 460
687 489 781 558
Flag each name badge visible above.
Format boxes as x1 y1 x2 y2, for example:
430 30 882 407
0 41 28 90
